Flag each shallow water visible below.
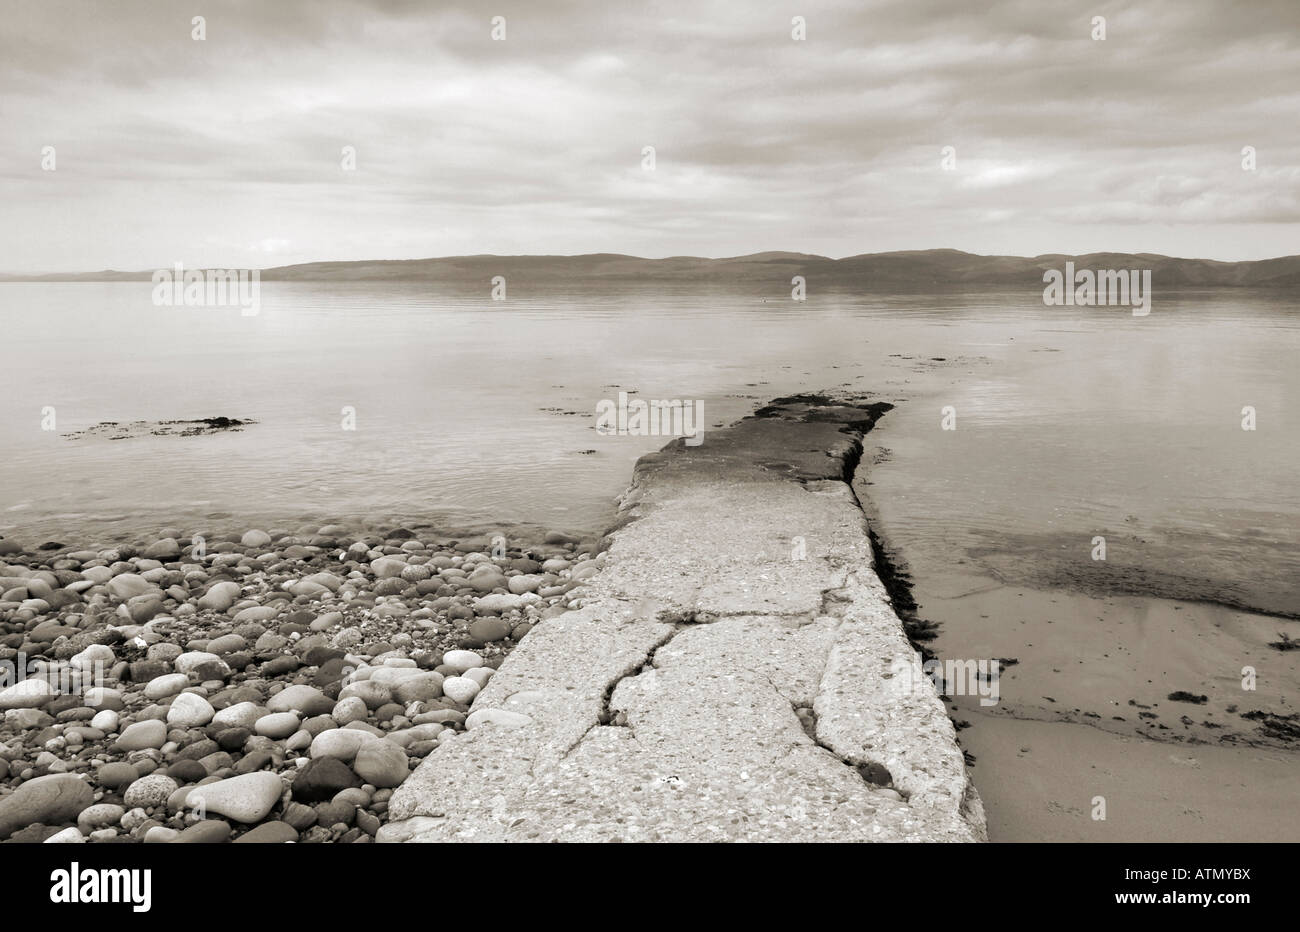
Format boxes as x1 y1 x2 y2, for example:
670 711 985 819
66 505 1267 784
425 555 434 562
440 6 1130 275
2 282 1296 620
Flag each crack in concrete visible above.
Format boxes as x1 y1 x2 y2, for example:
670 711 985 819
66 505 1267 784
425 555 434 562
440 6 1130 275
597 619 696 726
786 580 919 800
560 721 599 759
762 667 905 800
597 416 948 806
806 704 901 795
559 618 691 759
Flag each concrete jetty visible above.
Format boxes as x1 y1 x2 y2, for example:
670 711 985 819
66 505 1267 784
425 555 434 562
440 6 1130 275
381 395 986 842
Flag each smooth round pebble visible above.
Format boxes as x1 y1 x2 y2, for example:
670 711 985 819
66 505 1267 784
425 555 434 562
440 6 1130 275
166 692 215 727
352 741 409 789
254 712 301 739
441 676 480 705
441 650 484 674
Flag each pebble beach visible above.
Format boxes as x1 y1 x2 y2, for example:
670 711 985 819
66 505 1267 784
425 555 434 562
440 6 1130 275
0 524 602 843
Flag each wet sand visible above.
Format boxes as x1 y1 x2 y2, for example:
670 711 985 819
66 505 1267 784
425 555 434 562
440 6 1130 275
958 715 1298 842
926 577 1298 749
860 519 1300 841
968 528 1300 621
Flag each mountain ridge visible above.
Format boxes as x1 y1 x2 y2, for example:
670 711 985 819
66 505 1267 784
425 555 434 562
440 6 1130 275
3 249 1299 287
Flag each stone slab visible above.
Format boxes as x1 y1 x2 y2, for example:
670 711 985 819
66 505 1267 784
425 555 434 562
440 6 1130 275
383 395 986 842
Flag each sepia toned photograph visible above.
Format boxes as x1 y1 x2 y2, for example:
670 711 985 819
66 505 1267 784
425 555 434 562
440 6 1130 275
0 0 1294 906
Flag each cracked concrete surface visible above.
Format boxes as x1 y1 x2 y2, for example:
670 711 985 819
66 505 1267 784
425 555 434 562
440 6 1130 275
381 395 987 842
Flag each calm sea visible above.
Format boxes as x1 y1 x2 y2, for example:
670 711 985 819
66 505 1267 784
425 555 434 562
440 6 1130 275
1 281 1296 615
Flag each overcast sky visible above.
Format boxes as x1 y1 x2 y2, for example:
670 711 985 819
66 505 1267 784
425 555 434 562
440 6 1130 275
3 0 1299 271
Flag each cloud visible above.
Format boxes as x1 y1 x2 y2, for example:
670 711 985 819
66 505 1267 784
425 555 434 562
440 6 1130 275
0 0 1297 270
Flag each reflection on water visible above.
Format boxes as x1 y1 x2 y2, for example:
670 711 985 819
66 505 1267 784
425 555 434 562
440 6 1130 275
1 282 1296 617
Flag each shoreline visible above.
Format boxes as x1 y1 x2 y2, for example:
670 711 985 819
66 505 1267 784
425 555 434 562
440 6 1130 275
2 392 1293 842
0 515 607 561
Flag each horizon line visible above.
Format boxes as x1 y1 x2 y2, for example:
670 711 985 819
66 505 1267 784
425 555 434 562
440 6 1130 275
5 247 1300 279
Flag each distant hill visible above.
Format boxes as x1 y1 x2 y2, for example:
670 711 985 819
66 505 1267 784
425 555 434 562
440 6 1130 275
4 250 1299 288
